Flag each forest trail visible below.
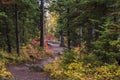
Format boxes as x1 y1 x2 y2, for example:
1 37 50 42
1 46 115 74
6 41 64 80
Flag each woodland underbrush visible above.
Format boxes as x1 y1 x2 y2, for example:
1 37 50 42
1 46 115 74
0 43 45 80
44 46 120 80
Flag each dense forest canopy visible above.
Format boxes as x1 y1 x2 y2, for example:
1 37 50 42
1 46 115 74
0 0 119 64
48 0 120 63
0 0 40 53
0 0 120 80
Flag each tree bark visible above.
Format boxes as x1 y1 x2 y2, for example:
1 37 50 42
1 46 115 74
86 26 93 49
40 0 44 47
60 29 65 47
5 20 12 53
67 30 71 49
15 4 20 56
67 8 71 49
4 6 12 53
79 26 83 47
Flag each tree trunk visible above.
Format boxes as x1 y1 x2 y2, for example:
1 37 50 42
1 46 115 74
5 21 12 53
79 26 83 47
15 4 20 56
4 7 12 53
22 25 25 43
67 30 71 49
86 26 93 49
60 29 65 47
40 0 44 47
22 19 25 44
67 8 71 49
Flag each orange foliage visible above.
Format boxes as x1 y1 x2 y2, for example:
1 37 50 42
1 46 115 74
30 35 55 57
44 41 54 56
31 39 40 46
45 35 55 40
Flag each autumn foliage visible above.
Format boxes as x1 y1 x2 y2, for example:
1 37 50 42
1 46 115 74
31 36 55 56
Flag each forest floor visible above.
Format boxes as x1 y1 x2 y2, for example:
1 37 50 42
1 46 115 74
6 41 64 80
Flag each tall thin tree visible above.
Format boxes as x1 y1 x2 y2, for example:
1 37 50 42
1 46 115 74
40 0 44 47
79 26 83 47
67 8 71 49
5 20 12 53
15 3 20 56
4 6 12 53
60 29 65 47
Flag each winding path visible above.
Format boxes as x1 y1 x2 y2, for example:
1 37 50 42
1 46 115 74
7 41 64 80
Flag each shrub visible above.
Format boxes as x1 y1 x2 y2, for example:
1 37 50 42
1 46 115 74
44 59 65 80
44 49 120 80
82 53 102 66
94 64 120 80
0 62 12 80
64 63 84 80
62 50 79 64
0 50 29 64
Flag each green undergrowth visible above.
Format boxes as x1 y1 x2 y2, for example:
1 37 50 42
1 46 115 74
0 44 45 65
0 51 26 64
0 50 30 64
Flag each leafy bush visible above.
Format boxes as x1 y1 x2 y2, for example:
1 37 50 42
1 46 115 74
0 62 12 80
94 64 120 80
45 59 120 80
82 53 102 66
62 50 79 65
44 50 120 80
64 62 93 80
0 50 28 64
44 59 65 80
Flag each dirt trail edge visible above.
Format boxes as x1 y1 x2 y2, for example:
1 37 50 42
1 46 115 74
7 41 64 80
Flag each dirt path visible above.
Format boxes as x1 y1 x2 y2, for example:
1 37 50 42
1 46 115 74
7 64 48 80
7 41 64 80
